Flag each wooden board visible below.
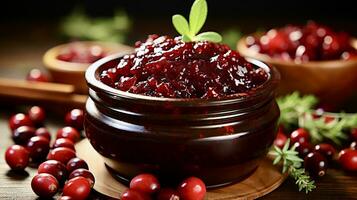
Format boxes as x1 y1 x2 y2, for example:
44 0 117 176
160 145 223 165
76 139 287 200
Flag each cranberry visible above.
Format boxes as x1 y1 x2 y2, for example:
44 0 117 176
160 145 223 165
65 109 84 131
66 158 89 173
63 177 91 200
304 152 328 177
273 131 287 149
5 145 30 170
294 142 313 158
9 113 33 131
351 128 357 142
339 149 357 171
52 138 75 151
351 141 357 150
35 127 51 141
26 136 50 161
129 173 160 194
120 189 151 200
69 168 95 187
28 106 46 126
157 188 180 200
12 126 36 145
177 177 206 200
314 143 336 161
27 68 50 82
38 160 68 185
31 173 59 198
47 147 76 164
56 127 81 143
290 128 310 145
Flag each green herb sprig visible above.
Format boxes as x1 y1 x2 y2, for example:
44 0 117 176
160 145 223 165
172 0 222 43
270 139 316 193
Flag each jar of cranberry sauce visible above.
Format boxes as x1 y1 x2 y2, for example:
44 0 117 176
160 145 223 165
85 53 280 188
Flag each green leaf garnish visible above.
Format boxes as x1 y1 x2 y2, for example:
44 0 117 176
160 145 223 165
172 0 222 43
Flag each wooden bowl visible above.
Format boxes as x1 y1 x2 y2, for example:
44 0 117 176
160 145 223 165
237 37 357 105
43 41 133 94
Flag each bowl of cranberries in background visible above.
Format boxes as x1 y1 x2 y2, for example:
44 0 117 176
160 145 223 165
237 21 357 106
84 35 281 188
43 41 133 94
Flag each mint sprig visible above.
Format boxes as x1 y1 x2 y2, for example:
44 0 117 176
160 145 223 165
172 0 222 43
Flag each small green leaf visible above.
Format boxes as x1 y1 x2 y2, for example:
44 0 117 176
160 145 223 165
194 32 222 42
172 15 190 36
189 0 208 35
182 35 192 42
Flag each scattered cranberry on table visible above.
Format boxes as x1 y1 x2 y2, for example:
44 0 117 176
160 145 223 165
12 126 36 145
26 136 50 161
273 130 288 149
339 149 357 172
69 168 95 187
66 158 89 174
46 147 76 164
304 152 328 177
314 143 336 161
294 142 313 158
5 145 30 170
65 109 84 131
290 128 310 145
35 127 51 141
56 126 81 143
63 177 92 200
178 177 206 200
31 173 59 198
157 188 180 200
38 160 68 185
28 106 46 126
8 113 33 131
52 138 76 151
129 173 160 194
26 68 50 82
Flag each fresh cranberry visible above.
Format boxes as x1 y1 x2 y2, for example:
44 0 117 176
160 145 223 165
28 106 46 126
129 173 160 194
314 143 336 161
35 127 51 141
38 160 68 185
351 128 357 142
5 145 30 170
12 126 36 145
339 149 357 171
157 188 180 200
9 113 33 131
66 158 89 173
65 109 84 131
351 142 357 150
177 177 206 200
31 173 59 198
290 128 310 145
294 142 313 158
26 136 50 161
63 177 91 200
27 68 50 82
273 131 287 149
69 168 95 187
120 189 151 200
47 147 76 164
304 152 328 177
52 138 75 151
56 127 81 143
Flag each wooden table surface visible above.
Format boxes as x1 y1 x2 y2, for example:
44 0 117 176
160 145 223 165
0 27 357 200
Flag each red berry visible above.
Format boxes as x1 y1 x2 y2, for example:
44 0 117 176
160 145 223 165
294 142 313 158
63 177 91 200
351 128 357 142
178 177 206 200
31 173 58 198
65 109 84 131
5 145 30 170
38 160 68 185
47 147 76 164
35 127 51 141
28 106 46 126
290 128 310 145
12 126 36 145
314 143 336 161
52 138 75 151
274 131 287 149
56 127 81 143
157 188 180 200
120 189 151 200
66 158 89 173
69 168 95 187
339 149 357 171
26 136 50 161
304 152 328 177
130 173 160 194
27 68 50 82
9 113 33 131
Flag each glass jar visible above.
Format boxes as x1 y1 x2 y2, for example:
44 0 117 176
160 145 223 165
84 53 280 188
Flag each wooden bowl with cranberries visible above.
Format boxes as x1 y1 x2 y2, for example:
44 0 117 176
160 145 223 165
237 21 357 105
43 41 133 94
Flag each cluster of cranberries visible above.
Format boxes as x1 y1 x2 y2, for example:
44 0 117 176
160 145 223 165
121 174 206 200
4 106 94 199
100 34 268 98
246 21 357 62
274 114 357 178
57 43 106 63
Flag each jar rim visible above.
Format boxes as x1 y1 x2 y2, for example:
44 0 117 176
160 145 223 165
85 52 280 105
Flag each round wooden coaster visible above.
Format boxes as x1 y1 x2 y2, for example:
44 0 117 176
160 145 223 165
76 139 287 200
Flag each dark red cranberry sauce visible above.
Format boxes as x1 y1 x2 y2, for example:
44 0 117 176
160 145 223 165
100 35 268 98
57 43 105 63
246 21 357 62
